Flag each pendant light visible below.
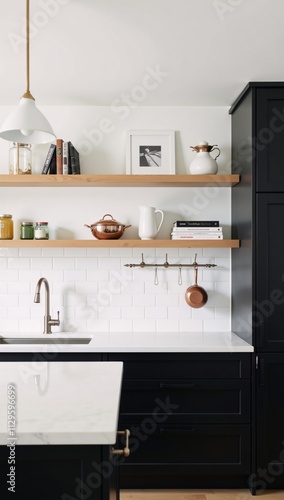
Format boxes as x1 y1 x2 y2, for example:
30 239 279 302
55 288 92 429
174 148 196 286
0 0 56 144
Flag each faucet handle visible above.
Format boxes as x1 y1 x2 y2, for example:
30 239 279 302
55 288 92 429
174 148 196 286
49 311 60 327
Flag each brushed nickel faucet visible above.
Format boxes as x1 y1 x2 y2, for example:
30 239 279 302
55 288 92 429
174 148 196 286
34 277 60 334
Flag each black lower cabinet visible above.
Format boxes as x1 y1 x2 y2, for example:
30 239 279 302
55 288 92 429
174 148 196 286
254 354 284 493
0 445 118 500
108 353 252 489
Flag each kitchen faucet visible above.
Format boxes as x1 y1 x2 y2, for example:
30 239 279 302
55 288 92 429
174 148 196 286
34 277 60 334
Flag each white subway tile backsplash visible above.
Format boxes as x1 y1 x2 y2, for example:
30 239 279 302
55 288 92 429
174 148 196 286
8 258 30 269
54 258 76 270
132 319 156 332
0 248 232 334
31 258 53 270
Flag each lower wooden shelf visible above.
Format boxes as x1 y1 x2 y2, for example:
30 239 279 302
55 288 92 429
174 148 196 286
0 239 240 248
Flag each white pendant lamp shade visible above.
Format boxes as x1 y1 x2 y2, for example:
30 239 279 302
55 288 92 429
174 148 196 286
0 96 55 144
0 0 56 145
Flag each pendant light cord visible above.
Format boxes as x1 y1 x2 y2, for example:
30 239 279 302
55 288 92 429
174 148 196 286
23 0 34 100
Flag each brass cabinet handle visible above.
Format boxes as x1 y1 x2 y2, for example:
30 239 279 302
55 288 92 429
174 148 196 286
112 429 131 457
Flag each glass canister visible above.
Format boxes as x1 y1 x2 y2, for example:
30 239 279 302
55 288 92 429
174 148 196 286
20 222 34 240
34 222 49 240
9 143 32 175
0 214 14 239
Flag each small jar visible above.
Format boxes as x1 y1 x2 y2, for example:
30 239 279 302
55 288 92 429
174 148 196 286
0 214 14 240
34 222 49 240
20 222 34 240
9 143 32 175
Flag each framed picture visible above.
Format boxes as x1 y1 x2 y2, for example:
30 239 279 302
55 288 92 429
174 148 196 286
126 130 175 174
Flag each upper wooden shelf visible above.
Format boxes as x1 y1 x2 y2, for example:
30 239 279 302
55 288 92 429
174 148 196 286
0 174 240 187
0 239 240 248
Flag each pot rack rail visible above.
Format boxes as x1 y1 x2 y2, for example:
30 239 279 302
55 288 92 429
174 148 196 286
124 253 217 269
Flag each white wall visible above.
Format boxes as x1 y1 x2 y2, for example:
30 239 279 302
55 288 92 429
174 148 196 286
0 105 232 334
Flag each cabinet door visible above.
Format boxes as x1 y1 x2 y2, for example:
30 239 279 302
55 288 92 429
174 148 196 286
0 445 115 500
255 194 284 350
119 423 250 489
256 87 284 192
255 354 284 492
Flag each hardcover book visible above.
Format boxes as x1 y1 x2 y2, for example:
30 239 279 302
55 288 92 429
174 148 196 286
56 139 63 174
174 220 219 227
41 144 56 174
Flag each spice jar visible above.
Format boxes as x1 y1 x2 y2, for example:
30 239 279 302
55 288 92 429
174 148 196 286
20 222 34 240
9 143 32 175
0 214 14 240
34 222 49 240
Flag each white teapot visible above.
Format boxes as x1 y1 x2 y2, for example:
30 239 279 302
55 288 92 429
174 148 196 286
189 141 221 175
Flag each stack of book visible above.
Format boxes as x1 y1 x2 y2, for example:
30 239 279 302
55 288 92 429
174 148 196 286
42 139 81 175
171 221 223 240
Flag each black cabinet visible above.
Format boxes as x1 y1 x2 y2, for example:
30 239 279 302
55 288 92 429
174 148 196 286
254 354 284 492
231 82 284 493
0 444 118 500
255 194 284 351
108 353 251 489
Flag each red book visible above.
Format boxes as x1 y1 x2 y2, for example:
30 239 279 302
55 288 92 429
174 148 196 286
56 139 63 174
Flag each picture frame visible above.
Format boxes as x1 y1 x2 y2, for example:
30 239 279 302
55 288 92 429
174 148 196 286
126 130 175 175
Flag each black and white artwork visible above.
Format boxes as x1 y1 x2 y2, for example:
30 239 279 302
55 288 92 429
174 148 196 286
139 146 162 167
126 130 175 175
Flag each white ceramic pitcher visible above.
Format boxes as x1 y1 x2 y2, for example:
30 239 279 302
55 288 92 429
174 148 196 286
138 206 164 240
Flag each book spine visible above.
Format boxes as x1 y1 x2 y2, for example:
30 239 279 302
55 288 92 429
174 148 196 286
56 139 63 174
174 221 219 227
172 227 222 232
171 235 223 239
41 144 56 174
62 141 69 175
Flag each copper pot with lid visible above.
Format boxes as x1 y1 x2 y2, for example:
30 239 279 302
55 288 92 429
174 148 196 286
84 214 131 240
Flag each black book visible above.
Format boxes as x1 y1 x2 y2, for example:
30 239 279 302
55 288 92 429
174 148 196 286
42 144 56 174
175 220 219 227
49 151 57 174
68 142 80 174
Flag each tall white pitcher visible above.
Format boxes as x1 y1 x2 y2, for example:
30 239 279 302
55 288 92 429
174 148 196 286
138 206 164 240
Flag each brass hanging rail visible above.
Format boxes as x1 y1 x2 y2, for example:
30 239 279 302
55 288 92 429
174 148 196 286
124 253 217 269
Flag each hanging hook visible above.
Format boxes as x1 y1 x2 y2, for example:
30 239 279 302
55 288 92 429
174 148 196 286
164 253 170 268
178 265 182 285
140 253 146 268
154 266 159 285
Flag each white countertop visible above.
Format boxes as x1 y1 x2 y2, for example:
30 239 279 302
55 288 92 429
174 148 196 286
0 361 123 445
0 331 253 352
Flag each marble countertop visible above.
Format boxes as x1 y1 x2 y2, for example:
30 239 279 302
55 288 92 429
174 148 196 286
0 361 123 445
0 331 253 353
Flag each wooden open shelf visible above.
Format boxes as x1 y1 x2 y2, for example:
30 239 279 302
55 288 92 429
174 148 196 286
0 174 240 187
0 239 240 248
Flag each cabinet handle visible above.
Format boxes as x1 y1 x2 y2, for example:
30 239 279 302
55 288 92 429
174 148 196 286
159 383 196 389
160 428 196 434
112 429 131 457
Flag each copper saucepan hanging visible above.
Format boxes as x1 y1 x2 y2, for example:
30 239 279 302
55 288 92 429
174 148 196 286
185 266 208 308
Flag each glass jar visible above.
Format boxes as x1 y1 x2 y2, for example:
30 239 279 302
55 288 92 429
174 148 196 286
9 143 32 175
34 222 49 240
0 214 14 240
20 222 34 240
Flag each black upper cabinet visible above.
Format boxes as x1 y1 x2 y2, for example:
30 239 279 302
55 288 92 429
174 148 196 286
230 83 284 193
255 88 284 192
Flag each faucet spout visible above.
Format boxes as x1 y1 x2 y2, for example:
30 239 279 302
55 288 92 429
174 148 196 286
34 277 60 334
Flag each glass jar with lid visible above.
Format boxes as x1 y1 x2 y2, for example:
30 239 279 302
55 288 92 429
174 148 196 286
34 222 49 240
20 222 34 240
9 143 32 175
0 214 14 239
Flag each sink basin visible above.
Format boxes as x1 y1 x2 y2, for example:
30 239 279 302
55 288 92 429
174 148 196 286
0 337 92 345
